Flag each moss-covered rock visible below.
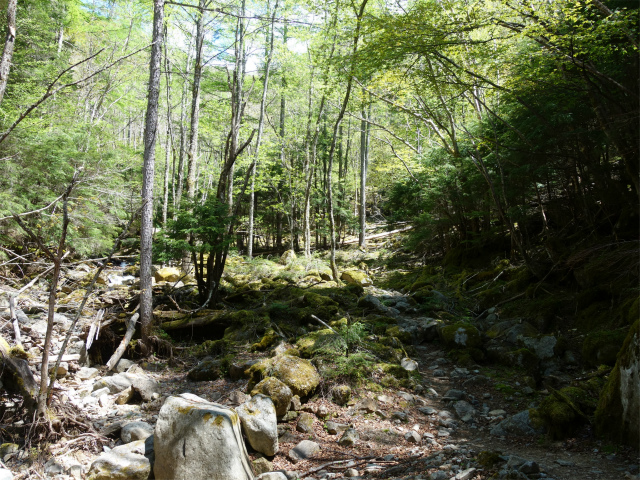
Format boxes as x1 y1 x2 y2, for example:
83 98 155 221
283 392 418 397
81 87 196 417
250 377 292 417
532 386 598 439
595 320 639 447
247 355 321 399
340 270 373 287
582 329 628 367
270 356 321 398
331 385 351 406
438 322 481 349
385 325 411 344
251 329 280 352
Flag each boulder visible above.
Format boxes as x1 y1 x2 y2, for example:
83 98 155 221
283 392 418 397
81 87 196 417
236 394 279 456
331 385 351 406
250 377 293 418
438 322 481 349
340 270 372 287
279 250 296 265
287 440 320 464
87 437 154 480
154 267 182 283
296 412 315 434
153 394 254 480
338 428 359 446
269 356 320 398
595 320 639 447
490 410 544 437
252 458 272 475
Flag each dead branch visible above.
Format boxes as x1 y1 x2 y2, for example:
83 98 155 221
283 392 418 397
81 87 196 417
106 313 139 371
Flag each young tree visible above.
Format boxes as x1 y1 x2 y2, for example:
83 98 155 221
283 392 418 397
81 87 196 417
139 0 165 350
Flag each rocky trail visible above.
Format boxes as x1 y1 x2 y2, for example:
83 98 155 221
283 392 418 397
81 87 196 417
0 249 638 480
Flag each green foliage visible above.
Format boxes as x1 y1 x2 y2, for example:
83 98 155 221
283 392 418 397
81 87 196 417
155 197 234 264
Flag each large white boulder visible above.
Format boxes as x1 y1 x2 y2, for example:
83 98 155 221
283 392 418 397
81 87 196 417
236 394 279 456
153 394 254 480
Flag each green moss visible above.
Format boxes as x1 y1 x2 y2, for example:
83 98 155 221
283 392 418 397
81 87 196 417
251 329 280 352
534 386 599 439
385 325 411 344
438 322 481 348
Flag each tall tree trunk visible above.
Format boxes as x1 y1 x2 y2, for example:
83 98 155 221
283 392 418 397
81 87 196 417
162 30 172 229
325 0 369 280
139 0 164 350
0 0 16 106
174 31 195 214
248 0 278 258
358 95 370 247
185 0 207 203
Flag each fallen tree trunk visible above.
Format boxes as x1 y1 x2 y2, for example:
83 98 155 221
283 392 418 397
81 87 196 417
341 225 414 245
106 313 139 371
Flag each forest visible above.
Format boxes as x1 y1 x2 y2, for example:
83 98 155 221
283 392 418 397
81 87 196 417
0 0 637 479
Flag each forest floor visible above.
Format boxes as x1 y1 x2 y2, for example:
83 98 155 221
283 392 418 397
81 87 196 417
0 235 638 479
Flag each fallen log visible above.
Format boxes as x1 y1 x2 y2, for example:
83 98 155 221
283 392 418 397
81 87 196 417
106 313 139 371
341 225 414 245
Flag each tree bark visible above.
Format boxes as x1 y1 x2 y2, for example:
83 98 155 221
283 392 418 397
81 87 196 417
185 0 207 203
0 0 16 106
139 0 164 351
248 0 278 258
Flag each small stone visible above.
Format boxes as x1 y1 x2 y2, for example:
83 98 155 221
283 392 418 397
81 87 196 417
282 411 299 422
338 428 359 447
316 404 329 418
121 421 154 443
115 386 134 405
392 411 409 422
488 409 507 416
442 389 465 401
252 457 273 476
377 394 393 404
405 431 421 443
344 468 359 477
455 467 476 480
397 391 414 402
44 459 65 475
356 397 378 413
77 367 99 381
296 412 315 434
325 421 348 435
331 385 351 406
401 358 419 371
519 461 540 474
67 464 83 479
288 440 320 464
290 395 302 411
556 459 575 467
257 473 287 480
418 406 437 415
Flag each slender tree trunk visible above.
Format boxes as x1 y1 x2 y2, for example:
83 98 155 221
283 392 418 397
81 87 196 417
358 95 370 247
325 0 369 280
139 0 164 350
162 32 172 229
185 0 207 202
0 0 17 106
248 0 278 258
174 31 194 214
